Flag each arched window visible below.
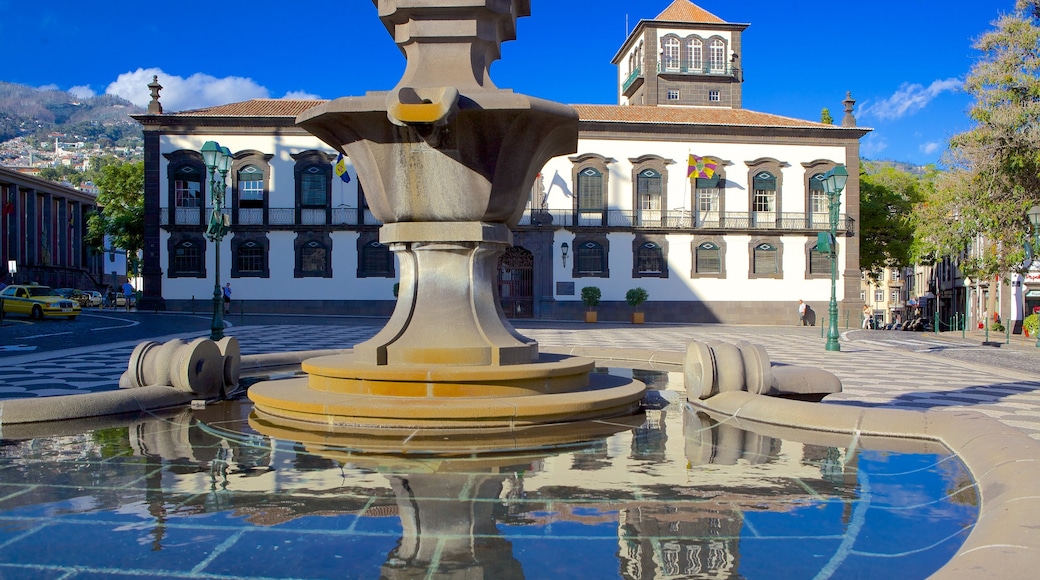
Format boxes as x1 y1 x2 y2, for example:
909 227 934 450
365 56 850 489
753 171 777 228
359 239 394 278
809 243 831 275
301 166 328 207
170 238 203 277
174 167 201 209
578 167 603 214
809 173 829 228
709 39 726 72
663 37 680 71
238 165 264 209
637 168 662 226
236 240 265 275
695 242 721 274
688 38 703 72
576 241 606 276
301 240 328 276
753 242 779 275
636 242 664 275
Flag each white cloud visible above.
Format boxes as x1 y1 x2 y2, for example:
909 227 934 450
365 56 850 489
859 78 962 121
281 90 322 100
68 85 96 99
920 141 941 155
36 84 60 92
105 68 271 112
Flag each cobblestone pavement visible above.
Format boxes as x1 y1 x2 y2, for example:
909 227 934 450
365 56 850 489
2 321 1039 438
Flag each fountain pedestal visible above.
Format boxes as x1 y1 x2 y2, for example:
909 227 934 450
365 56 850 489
248 0 646 430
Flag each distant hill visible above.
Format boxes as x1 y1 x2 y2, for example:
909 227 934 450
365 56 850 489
0 81 144 145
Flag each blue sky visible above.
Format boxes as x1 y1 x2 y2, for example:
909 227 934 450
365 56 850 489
0 0 1015 165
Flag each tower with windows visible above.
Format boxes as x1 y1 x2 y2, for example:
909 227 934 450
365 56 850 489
613 0 746 107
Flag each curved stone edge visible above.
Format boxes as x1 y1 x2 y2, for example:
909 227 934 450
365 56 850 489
691 390 1040 580
0 385 194 426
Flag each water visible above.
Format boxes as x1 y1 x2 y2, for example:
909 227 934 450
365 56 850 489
0 369 977 579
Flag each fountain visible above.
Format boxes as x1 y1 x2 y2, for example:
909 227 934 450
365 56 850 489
247 0 646 432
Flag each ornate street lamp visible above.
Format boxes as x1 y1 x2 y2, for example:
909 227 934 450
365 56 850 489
201 141 232 340
821 164 849 352
1027 205 1040 347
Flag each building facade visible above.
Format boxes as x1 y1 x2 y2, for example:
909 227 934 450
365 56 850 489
0 166 103 290
134 0 869 324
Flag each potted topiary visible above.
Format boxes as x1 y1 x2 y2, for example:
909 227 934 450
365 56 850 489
626 287 649 324
581 286 601 323
1025 313 1039 338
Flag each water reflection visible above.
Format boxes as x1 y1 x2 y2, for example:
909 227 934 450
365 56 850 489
0 374 977 579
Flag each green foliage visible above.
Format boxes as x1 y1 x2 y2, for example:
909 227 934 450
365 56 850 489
859 162 923 280
915 3 1040 279
991 321 1006 333
580 286 601 309
90 427 133 458
820 108 834 125
625 287 649 308
1024 313 1039 335
88 161 145 276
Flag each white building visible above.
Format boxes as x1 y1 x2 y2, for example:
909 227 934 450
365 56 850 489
134 0 868 324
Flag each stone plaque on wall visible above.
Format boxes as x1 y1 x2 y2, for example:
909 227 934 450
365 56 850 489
557 282 575 296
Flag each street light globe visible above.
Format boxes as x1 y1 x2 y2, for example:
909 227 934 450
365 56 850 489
1028 205 1040 228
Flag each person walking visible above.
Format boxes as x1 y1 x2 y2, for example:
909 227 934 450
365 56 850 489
798 300 807 326
862 304 872 329
121 279 135 312
223 282 232 314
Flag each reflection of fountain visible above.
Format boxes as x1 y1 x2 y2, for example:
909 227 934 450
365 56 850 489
249 0 644 431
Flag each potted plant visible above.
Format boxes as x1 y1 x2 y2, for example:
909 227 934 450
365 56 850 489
1025 313 1039 338
626 287 649 324
581 286 601 323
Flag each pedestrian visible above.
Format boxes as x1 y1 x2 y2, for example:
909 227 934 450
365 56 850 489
223 282 232 314
798 299 807 326
121 279 134 312
862 305 872 329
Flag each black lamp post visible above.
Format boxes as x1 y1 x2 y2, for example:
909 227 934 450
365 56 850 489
821 165 849 352
1028 205 1040 348
201 141 232 341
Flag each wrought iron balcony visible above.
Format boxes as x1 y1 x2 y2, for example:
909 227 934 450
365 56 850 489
657 62 738 77
518 209 854 234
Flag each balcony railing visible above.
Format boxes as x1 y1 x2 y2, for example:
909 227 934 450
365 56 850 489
160 207 381 227
162 207 853 234
519 209 854 234
622 67 642 92
657 62 738 77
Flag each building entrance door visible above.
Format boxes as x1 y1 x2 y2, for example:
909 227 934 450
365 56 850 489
498 246 533 319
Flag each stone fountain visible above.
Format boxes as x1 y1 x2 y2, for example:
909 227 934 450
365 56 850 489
247 0 646 432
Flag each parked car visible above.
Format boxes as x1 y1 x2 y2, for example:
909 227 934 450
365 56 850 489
79 290 103 307
0 285 81 319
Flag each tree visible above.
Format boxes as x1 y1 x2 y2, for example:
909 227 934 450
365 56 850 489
914 1 1040 279
820 108 834 125
860 162 923 279
86 161 144 277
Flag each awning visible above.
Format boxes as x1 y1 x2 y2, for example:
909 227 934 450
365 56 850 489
1026 290 1040 298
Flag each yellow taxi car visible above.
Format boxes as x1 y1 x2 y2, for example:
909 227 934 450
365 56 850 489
0 284 81 320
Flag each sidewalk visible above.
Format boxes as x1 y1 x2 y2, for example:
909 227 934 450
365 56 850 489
1 321 1039 438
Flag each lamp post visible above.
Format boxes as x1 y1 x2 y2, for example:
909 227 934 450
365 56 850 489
201 141 232 341
821 164 849 351
1027 205 1040 347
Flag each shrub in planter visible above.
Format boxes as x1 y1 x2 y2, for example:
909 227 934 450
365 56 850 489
581 286 601 323
625 287 649 323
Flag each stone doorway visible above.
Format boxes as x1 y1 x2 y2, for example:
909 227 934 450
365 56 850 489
498 246 534 318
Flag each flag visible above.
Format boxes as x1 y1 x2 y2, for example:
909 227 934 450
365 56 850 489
687 154 718 179
333 154 351 183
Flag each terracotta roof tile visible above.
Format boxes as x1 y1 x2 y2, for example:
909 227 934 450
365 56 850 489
655 0 726 24
161 99 857 131
175 99 325 117
572 105 840 129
